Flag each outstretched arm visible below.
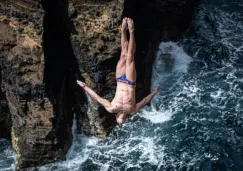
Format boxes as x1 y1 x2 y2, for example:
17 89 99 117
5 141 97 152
77 80 113 112
131 86 160 115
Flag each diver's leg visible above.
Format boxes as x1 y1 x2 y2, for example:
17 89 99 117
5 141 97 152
121 17 128 52
125 53 136 83
125 18 136 83
116 18 128 78
127 18 136 55
116 42 128 78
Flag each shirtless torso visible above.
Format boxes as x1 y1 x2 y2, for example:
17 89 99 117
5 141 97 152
77 18 160 124
111 82 136 113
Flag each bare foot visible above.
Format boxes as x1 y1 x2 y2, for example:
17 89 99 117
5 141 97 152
121 17 128 32
127 18 134 32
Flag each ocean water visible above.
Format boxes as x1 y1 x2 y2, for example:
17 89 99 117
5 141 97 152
1 0 243 170
0 139 16 171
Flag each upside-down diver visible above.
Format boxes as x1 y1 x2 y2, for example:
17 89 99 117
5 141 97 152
77 18 160 124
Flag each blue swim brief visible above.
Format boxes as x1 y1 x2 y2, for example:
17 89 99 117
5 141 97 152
116 74 136 85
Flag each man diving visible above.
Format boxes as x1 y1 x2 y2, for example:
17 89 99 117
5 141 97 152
77 18 160 124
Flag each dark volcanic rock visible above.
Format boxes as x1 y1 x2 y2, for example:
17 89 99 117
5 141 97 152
0 21 15 141
0 0 73 170
0 63 11 140
69 0 122 137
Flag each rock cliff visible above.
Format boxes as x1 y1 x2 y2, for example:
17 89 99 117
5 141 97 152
0 0 73 170
0 0 199 170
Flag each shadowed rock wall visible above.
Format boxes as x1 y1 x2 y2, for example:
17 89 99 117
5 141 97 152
0 0 74 170
0 23 13 140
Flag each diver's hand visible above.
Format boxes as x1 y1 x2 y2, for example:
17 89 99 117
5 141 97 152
155 86 160 93
77 80 86 88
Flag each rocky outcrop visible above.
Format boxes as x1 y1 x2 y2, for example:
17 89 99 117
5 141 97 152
69 0 122 137
0 0 199 170
0 0 73 170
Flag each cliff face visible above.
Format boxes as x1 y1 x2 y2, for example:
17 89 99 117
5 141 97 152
69 0 123 137
0 0 199 170
0 24 12 140
0 0 73 170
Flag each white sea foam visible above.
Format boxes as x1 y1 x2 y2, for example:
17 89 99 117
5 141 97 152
140 109 172 124
144 42 194 124
0 139 16 171
154 42 192 74
151 42 192 93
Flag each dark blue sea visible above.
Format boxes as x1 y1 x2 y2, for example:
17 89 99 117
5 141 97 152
1 0 243 170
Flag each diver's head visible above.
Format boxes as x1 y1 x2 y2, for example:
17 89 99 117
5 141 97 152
116 112 127 124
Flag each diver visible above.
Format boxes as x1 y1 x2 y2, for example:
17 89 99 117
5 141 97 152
77 18 160 124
